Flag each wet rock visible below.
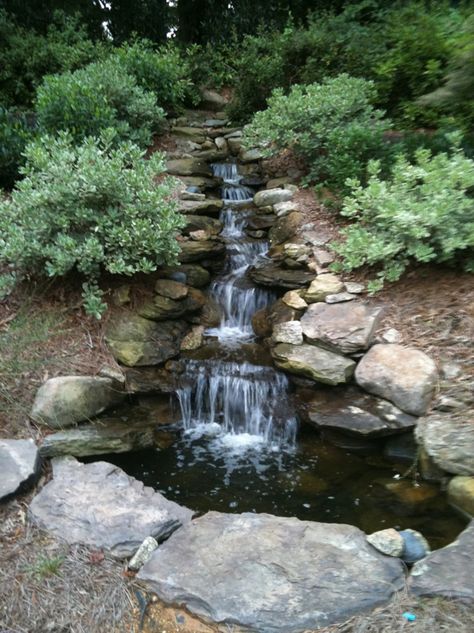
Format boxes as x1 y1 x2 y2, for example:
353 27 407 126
161 264 211 288
178 199 223 216
166 158 212 177
399 529 431 563
178 176 216 190
154 279 189 300
251 307 272 338
106 312 188 367
272 321 303 345
355 344 437 416
385 480 438 507
282 290 307 310
269 212 303 245
138 287 205 320
250 261 315 289
448 476 474 516
246 214 276 230
182 215 223 236
304 274 344 303
297 386 416 437
384 433 418 462
0 439 41 501
138 512 405 633
30 458 193 559
367 528 405 557
415 412 474 475
171 126 206 144
200 297 222 328
31 376 125 429
125 367 178 394
269 299 303 326
128 536 158 571
178 239 226 263
409 519 474 599
272 343 355 385
39 418 158 458
254 188 294 208
227 137 242 154
180 325 205 351
301 302 383 355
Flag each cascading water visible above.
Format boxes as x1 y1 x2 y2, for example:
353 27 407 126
176 161 297 455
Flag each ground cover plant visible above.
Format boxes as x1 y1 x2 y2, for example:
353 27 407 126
0 130 184 317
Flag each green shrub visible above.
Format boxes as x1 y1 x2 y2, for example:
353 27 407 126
114 40 196 113
243 74 391 190
0 107 36 189
186 42 238 90
331 139 474 291
35 59 165 146
0 130 185 317
0 10 107 108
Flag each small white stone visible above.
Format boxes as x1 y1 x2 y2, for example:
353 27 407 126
381 328 403 344
325 292 356 304
344 282 365 294
367 528 404 557
128 536 159 571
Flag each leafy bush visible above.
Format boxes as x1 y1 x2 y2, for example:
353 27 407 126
35 59 165 146
0 10 107 107
0 131 185 317
332 139 474 291
243 74 391 190
0 108 36 189
186 42 238 90
113 40 195 113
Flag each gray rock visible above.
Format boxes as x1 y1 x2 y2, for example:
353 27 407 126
272 343 355 385
274 200 300 217
415 413 474 475
200 88 229 110
250 261 315 289
409 520 474 599
128 536 158 571
399 529 431 563
138 287 205 321
297 386 416 437
356 344 438 416
325 292 357 303
178 199 223 216
170 126 206 144
269 212 302 245
239 148 265 163
367 528 405 557
0 439 41 500
29 458 193 559
39 418 158 458
282 290 307 310
301 302 383 355
154 279 189 300
160 264 210 288
272 321 303 345
166 158 212 177
344 281 365 294
31 376 125 429
254 188 293 208
381 328 403 344
178 239 226 263
138 512 405 633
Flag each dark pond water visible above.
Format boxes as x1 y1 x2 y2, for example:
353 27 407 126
92 413 466 551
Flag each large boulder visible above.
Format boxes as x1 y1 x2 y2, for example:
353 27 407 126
409 520 474 600
29 458 193 559
254 188 293 208
39 418 159 458
166 158 212 177
138 512 405 633
0 439 41 501
138 287 205 321
269 212 302 245
178 239 225 263
301 302 383 354
297 386 416 437
272 343 355 385
31 376 125 428
106 312 188 367
415 412 474 475
250 261 315 289
355 345 438 416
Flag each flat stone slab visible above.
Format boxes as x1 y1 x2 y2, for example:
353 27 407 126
301 302 383 354
415 412 474 475
0 439 41 501
250 261 315 289
138 512 405 633
409 520 474 600
297 386 416 437
29 458 193 558
273 343 355 385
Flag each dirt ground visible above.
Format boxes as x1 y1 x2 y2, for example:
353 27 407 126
1 167 473 633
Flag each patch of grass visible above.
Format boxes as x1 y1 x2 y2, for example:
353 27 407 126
25 554 66 581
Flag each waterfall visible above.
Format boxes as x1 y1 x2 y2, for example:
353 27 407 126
177 161 296 453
